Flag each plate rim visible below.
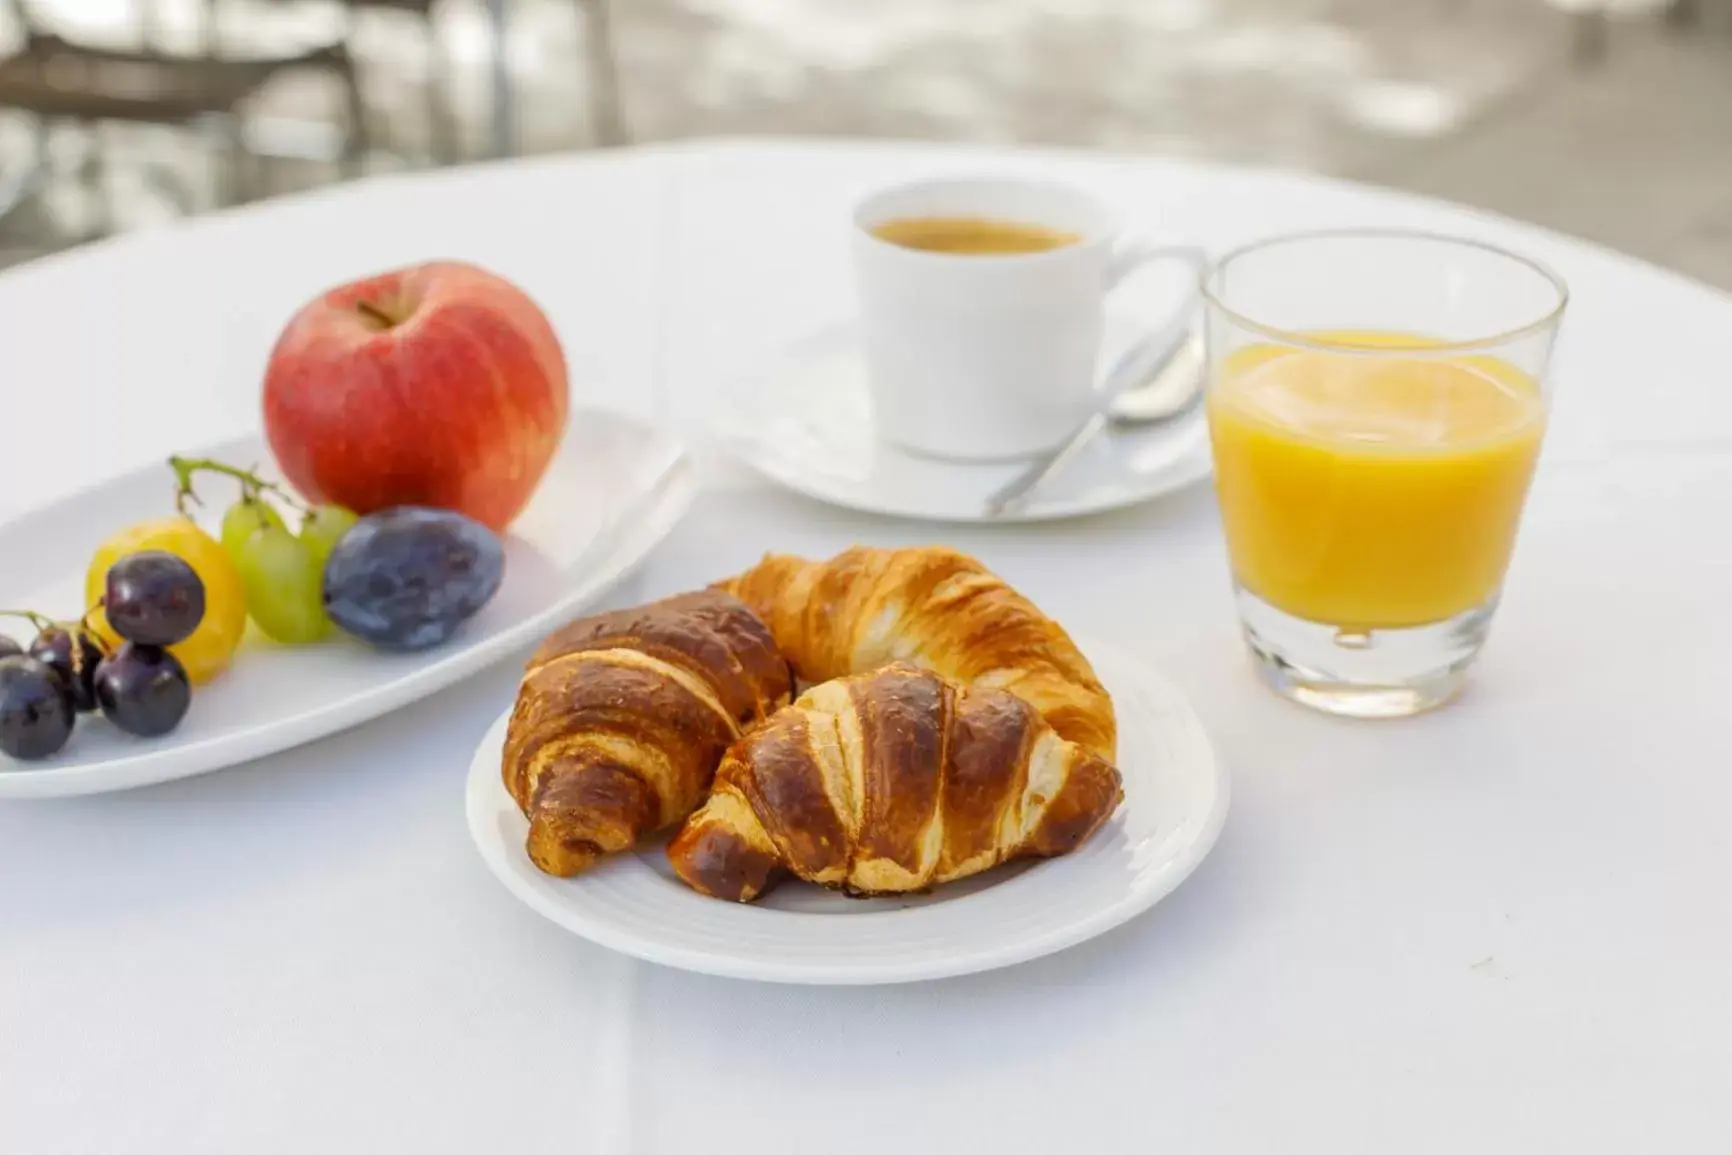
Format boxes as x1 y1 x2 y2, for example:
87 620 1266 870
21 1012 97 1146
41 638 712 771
466 638 1230 985
0 413 696 800
712 320 1214 525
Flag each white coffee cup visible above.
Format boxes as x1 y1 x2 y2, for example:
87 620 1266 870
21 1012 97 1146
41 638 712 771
852 177 1205 461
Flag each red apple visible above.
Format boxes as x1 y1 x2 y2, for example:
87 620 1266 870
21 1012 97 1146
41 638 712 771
263 260 568 532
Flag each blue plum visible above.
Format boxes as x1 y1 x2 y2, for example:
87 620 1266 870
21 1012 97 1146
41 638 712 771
322 507 504 651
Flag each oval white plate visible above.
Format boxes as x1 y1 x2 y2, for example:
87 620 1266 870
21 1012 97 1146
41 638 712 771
713 321 1213 524
466 640 1229 985
0 411 694 799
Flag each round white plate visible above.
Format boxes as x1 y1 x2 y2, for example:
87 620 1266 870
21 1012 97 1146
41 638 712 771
466 640 1229 985
0 411 695 798
713 320 1213 523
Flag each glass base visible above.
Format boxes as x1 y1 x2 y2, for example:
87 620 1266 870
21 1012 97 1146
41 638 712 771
1236 587 1496 718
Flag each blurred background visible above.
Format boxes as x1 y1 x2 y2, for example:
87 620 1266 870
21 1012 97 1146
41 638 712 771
3 0 1730 283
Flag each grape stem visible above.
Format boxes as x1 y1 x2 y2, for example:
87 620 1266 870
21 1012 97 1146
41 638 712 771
0 609 57 633
78 602 113 654
169 455 309 518
0 608 107 653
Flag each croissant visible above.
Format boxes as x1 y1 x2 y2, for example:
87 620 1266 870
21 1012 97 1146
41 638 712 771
668 663 1124 901
718 546 1116 759
502 590 792 877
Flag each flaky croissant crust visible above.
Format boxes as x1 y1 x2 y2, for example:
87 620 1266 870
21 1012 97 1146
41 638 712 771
718 545 1116 760
502 590 792 877
668 663 1124 901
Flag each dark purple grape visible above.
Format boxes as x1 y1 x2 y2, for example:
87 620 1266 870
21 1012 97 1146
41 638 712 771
29 625 106 713
0 636 21 660
0 655 75 761
105 550 205 646
322 506 504 651
94 644 191 738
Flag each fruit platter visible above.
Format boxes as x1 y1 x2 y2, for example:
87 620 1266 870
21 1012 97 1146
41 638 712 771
0 262 693 798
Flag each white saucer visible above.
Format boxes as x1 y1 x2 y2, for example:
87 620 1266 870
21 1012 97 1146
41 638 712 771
713 321 1213 523
465 638 1229 985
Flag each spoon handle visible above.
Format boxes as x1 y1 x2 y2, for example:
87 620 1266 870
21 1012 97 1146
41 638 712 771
982 411 1112 518
981 335 1194 519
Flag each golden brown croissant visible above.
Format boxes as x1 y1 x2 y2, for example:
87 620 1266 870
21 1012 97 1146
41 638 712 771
718 546 1116 759
502 590 792 877
668 663 1124 901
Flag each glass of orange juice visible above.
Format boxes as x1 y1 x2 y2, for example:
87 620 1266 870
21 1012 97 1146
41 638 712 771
1202 229 1568 717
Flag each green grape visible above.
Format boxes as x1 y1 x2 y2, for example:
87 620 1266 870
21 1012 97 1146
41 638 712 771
235 525 331 644
298 504 359 571
220 497 286 560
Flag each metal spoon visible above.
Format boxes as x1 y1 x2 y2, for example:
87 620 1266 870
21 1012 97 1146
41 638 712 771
981 334 1205 518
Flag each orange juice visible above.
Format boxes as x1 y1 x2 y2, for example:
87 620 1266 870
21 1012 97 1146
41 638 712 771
1207 331 1546 629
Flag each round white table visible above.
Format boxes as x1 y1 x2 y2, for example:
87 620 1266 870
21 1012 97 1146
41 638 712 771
3 140 1729 1153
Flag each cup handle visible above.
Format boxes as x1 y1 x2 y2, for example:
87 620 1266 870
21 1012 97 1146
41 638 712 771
1098 238 1209 397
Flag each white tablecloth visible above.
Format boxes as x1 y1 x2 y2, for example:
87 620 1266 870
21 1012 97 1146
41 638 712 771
4 141 1730 1153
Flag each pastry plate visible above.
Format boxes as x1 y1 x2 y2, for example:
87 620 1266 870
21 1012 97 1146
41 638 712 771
712 319 1213 524
0 410 695 799
465 639 1229 985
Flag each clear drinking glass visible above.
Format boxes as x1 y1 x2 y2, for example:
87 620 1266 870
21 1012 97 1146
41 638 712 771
1201 229 1568 717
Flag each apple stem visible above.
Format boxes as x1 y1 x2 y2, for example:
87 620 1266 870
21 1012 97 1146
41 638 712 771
167 456 309 519
355 299 397 330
